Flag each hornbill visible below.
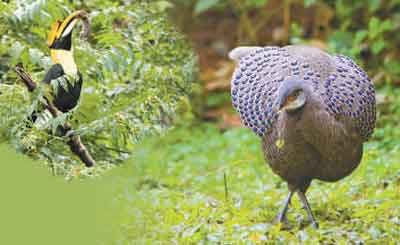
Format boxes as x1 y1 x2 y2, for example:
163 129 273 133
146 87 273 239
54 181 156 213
16 11 95 167
32 10 89 124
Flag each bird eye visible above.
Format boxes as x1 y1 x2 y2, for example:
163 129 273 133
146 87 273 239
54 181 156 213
286 90 300 103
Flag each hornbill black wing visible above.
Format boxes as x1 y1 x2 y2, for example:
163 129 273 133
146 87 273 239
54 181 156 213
42 64 65 84
42 64 83 113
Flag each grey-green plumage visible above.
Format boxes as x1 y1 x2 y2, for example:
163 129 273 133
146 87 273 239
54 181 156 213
229 45 376 228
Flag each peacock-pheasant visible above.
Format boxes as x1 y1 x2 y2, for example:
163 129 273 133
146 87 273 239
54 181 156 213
229 45 376 228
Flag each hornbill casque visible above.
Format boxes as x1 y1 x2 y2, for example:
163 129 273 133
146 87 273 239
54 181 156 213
32 10 89 124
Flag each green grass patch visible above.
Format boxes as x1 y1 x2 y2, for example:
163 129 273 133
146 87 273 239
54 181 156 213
107 119 400 243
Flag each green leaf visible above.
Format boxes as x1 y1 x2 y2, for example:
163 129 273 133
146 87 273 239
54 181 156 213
368 17 380 38
354 30 368 44
194 0 220 14
155 0 173 11
381 19 394 31
385 61 400 76
248 0 269 7
371 39 386 54
304 0 316 7
368 0 381 12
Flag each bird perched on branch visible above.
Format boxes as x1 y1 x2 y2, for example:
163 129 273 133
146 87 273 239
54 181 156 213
32 10 89 124
229 45 376 228
15 10 95 167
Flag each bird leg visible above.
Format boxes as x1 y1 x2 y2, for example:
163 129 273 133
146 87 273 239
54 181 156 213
297 191 319 229
275 190 293 226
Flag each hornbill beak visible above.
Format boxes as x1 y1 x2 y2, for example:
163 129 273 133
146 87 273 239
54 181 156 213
47 10 90 50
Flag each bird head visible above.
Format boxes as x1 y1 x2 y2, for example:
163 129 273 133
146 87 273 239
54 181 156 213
47 10 89 73
47 10 89 51
275 79 308 113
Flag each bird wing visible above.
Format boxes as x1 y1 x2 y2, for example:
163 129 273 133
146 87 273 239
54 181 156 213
230 46 284 136
287 45 376 140
41 64 83 112
230 45 375 140
230 45 334 137
42 64 65 84
321 54 376 141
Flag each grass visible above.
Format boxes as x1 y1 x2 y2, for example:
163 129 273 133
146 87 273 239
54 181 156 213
108 96 400 244
107 86 400 243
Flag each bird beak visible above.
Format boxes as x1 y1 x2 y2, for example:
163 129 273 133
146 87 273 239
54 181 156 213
56 10 88 39
47 10 90 49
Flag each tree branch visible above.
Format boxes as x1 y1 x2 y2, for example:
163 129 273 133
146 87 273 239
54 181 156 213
14 64 96 167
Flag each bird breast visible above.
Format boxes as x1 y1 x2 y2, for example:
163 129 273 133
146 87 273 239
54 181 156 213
263 99 363 184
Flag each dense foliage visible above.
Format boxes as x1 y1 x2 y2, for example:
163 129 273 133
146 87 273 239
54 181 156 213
0 0 197 177
318 0 400 85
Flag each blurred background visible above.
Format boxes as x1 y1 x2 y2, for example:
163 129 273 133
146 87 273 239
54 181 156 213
170 0 400 129
0 0 399 243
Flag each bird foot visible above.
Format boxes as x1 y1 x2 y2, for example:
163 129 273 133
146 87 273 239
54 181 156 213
274 214 291 230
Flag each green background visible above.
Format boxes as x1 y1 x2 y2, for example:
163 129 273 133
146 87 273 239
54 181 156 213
0 144 121 244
